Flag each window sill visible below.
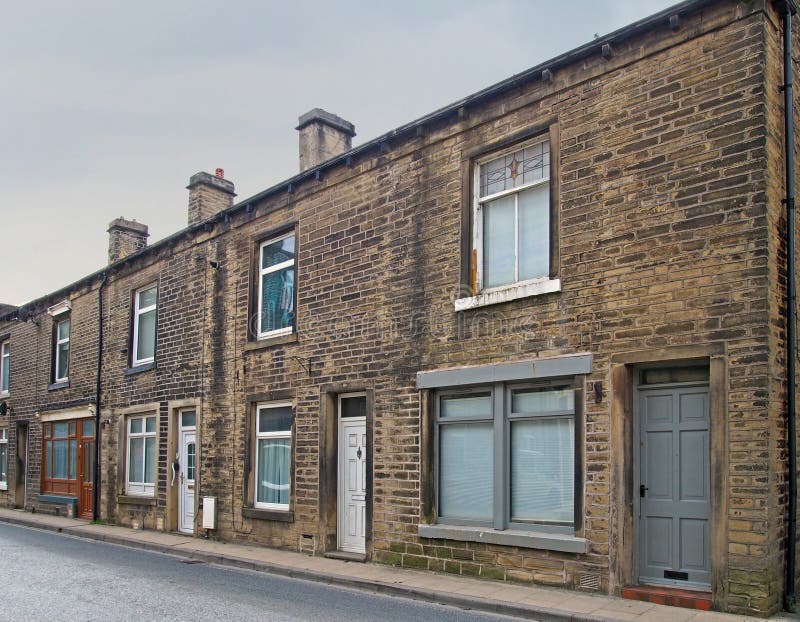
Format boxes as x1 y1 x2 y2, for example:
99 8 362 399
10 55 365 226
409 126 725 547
125 362 155 376
47 381 70 391
241 507 294 522
244 332 298 352
418 523 587 554
454 278 561 311
117 494 157 507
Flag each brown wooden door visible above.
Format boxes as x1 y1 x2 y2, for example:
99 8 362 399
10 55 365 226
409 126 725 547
15 423 27 508
78 420 94 519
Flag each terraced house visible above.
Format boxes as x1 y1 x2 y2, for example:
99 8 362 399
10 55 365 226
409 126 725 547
1 0 799 616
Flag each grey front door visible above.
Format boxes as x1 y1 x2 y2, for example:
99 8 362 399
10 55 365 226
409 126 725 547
638 385 710 587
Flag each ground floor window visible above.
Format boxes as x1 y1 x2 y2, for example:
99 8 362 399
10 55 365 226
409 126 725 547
254 402 292 510
436 380 578 532
42 420 80 495
0 428 7 490
126 414 156 496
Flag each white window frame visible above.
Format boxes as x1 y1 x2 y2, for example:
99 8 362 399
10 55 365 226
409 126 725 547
471 136 556 297
132 284 157 367
126 414 156 496
257 232 295 340
54 317 70 383
254 401 292 511
0 428 7 490
0 341 8 395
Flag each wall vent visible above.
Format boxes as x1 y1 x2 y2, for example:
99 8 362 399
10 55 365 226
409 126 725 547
578 574 601 591
299 533 316 555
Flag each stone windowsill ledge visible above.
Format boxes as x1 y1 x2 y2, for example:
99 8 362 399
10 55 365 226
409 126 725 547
241 507 294 522
117 494 157 507
244 332 298 353
454 278 561 312
125 362 155 376
47 381 70 391
418 523 587 554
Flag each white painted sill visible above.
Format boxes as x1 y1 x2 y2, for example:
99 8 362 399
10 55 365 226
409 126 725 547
454 278 561 312
0 483 7 491
418 523 587 554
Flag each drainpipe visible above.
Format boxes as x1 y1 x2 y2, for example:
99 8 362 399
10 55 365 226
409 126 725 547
93 273 107 522
778 0 798 612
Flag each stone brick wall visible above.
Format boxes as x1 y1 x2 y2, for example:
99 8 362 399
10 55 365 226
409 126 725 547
0 1 796 617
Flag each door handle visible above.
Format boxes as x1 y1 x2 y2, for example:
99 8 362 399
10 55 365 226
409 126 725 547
639 484 648 498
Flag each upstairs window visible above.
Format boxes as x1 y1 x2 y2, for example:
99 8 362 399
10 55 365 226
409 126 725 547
475 137 551 291
257 232 296 339
0 341 8 395
132 284 157 366
54 317 71 383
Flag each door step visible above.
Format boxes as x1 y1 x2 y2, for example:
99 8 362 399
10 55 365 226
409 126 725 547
324 550 366 563
622 585 712 610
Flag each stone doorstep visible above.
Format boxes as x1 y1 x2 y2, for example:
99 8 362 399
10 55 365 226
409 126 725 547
622 585 713 611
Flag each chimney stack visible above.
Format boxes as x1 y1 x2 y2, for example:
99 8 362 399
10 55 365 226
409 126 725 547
187 169 236 226
108 218 149 264
296 109 356 172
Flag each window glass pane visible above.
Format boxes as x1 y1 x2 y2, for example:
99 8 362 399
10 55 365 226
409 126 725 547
518 184 550 281
136 309 156 360
54 422 69 438
69 422 75 436
480 154 509 197
440 393 492 419
439 423 493 521
0 346 7 392
260 267 295 333
512 387 574 413
130 418 142 434
53 440 68 479
187 443 195 481
257 437 290 505
138 286 157 309
340 396 366 418
261 235 295 270
145 416 156 433
129 438 143 483
511 417 574 523
144 437 155 484
82 421 94 437
46 441 52 478
483 194 516 288
0 444 7 482
258 407 292 433
58 320 70 341
521 141 550 186
57 343 70 379
69 440 77 479
641 366 710 385
181 411 196 428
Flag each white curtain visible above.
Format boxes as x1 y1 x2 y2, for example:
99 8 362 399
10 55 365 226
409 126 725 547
258 438 290 505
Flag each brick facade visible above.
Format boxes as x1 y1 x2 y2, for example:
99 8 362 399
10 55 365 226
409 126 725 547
0 0 798 616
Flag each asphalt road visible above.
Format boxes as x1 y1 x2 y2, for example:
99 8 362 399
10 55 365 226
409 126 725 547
0 523 528 622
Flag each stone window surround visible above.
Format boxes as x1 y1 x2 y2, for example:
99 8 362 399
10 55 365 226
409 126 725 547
417 353 591 554
243 392 295 522
455 121 561 312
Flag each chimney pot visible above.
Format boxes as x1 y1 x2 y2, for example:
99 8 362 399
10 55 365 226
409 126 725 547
187 171 236 226
108 217 149 264
296 108 355 173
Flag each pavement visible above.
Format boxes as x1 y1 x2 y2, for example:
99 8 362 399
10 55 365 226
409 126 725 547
0 507 792 622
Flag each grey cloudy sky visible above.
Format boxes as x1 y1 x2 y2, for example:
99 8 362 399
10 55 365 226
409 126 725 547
0 0 677 306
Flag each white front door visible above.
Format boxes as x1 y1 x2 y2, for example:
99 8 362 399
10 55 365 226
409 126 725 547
179 427 196 534
338 395 367 554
